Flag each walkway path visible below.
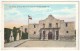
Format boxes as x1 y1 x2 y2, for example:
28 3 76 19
4 39 28 47
4 40 76 47
18 40 76 47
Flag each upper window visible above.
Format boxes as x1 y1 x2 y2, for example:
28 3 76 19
49 23 52 28
34 31 36 34
56 23 58 27
66 31 69 33
65 23 68 27
34 25 36 28
43 23 45 28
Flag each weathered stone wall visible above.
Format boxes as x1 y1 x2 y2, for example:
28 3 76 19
28 24 40 39
59 21 75 40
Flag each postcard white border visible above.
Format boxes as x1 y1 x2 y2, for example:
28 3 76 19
1 1 79 50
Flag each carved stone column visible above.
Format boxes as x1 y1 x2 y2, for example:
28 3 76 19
54 30 56 40
41 30 43 40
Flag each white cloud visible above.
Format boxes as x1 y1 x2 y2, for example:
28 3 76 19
5 8 22 18
53 14 75 22
48 7 76 22
53 7 76 14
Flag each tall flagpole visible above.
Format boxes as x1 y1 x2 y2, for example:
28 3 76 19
28 15 32 39
28 15 29 39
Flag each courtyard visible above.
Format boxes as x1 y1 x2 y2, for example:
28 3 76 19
17 40 76 47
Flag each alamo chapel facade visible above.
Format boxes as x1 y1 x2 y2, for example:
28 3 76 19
20 15 76 40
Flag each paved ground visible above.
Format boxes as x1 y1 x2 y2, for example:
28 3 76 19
18 40 76 47
4 39 27 47
4 39 76 47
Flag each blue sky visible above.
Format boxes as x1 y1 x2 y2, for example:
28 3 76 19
4 4 76 28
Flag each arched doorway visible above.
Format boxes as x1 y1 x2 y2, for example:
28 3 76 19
48 32 52 39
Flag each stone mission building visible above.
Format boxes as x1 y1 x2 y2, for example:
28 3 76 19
20 15 76 40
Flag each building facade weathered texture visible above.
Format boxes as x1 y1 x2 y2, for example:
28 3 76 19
20 15 76 40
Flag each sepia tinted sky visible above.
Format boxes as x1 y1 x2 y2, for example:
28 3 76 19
4 4 76 28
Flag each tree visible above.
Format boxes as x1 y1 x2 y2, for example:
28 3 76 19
13 27 17 41
4 28 12 43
